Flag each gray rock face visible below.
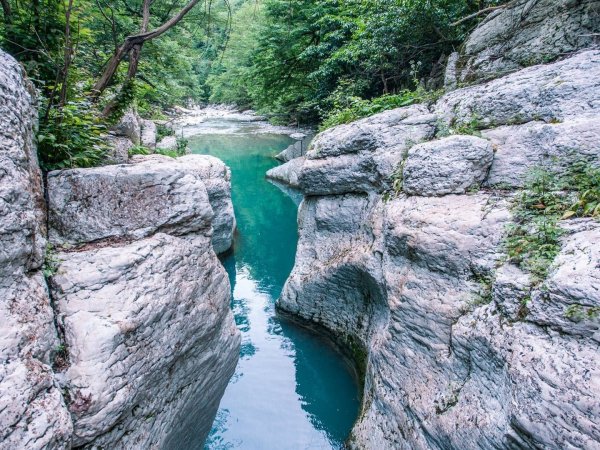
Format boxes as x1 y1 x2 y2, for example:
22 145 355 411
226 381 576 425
129 154 236 254
437 50 600 128
266 156 305 188
50 233 239 448
46 155 239 447
176 155 236 254
112 110 141 145
275 134 313 162
1 49 238 449
483 117 600 188
0 50 73 449
299 105 436 195
446 0 600 85
0 273 74 450
157 135 178 151
403 136 493 196
277 49 600 448
48 163 214 246
103 134 133 164
0 51 46 276
140 119 157 149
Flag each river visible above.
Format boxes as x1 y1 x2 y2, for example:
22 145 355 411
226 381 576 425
179 110 360 449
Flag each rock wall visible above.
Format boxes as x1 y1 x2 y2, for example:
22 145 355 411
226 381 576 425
277 50 600 448
0 50 73 449
45 157 239 449
0 50 239 449
445 0 600 87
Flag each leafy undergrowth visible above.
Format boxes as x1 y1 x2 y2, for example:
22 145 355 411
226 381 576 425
38 101 108 171
320 86 442 131
505 161 600 283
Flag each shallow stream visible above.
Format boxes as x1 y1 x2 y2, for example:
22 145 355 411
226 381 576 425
182 114 360 449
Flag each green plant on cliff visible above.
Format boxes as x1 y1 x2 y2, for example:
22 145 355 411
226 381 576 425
505 160 600 282
38 100 108 170
561 160 600 219
505 167 566 282
42 244 61 278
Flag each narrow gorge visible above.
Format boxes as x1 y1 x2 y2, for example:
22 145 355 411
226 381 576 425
1 0 599 449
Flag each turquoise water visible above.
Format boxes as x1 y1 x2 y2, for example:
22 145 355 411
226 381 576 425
186 119 360 449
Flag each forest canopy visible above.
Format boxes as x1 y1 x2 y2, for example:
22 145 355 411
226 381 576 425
0 0 506 168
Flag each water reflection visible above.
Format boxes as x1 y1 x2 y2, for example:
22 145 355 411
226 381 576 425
186 121 359 450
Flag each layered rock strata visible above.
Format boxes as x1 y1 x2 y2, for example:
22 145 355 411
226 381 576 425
0 49 239 449
0 50 73 450
277 50 600 448
445 0 600 86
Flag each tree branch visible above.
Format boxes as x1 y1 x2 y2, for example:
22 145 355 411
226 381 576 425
451 1 515 27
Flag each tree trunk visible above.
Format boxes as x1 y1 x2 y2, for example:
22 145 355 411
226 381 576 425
0 0 12 23
91 0 202 101
100 0 151 117
58 0 75 108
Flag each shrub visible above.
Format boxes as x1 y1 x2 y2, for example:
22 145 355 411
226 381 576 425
128 145 151 157
156 123 175 140
505 160 600 282
561 160 600 219
38 100 108 171
505 168 567 282
320 87 442 131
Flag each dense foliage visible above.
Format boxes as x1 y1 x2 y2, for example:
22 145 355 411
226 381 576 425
1 0 508 168
0 0 232 169
208 0 506 124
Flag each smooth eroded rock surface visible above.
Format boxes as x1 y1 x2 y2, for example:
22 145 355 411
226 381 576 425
131 154 236 254
403 135 493 195
50 233 240 448
266 156 305 188
483 117 600 187
0 49 73 449
298 105 436 195
48 162 213 246
447 0 600 85
437 50 600 128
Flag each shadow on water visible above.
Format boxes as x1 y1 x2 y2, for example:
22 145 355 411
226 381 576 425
185 121 360 449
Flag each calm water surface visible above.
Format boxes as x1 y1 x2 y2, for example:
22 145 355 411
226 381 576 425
184 118 360 449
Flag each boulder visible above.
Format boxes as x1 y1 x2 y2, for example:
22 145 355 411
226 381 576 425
50 233 239 448
266 156 305 188
112 110 141 145
140 119 157 149
157 135 178 151
102 134 132 164
402 135 494 196
298 105 436 195
48 163 213 246
130 154 236 254
0 50 73 449
445 0 600 86
483 117 600 188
